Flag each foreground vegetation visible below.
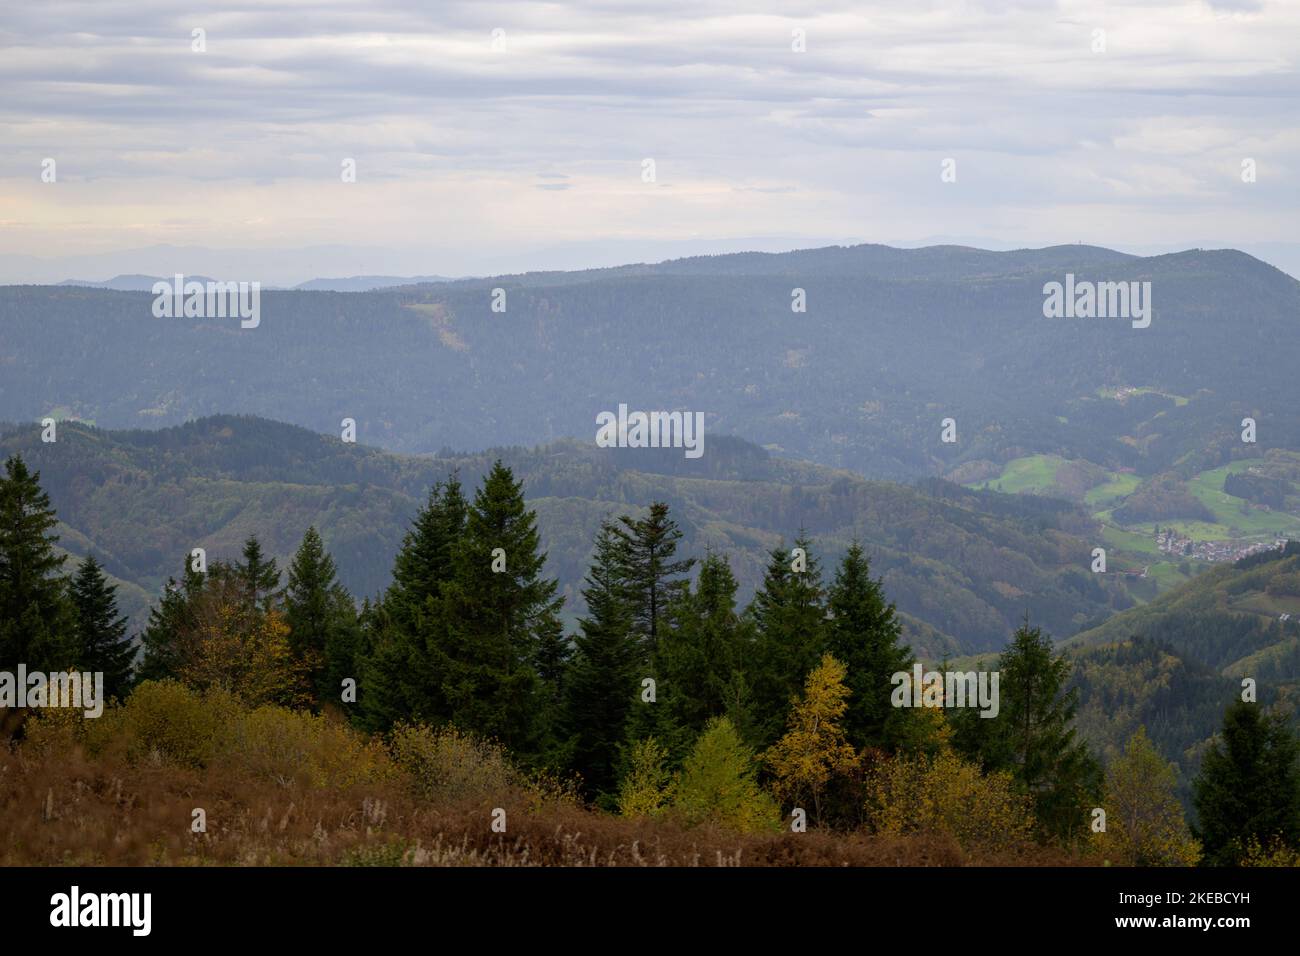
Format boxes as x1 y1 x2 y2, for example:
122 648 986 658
3 452 1299 866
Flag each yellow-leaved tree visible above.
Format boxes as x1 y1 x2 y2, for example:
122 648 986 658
763 653 859 825
175 574 312 708
864 748 1035 856
1091 726 1200 866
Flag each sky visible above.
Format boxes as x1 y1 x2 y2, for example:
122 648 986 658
1 0 1297 284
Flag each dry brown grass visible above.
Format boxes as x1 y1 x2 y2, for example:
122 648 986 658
0 743 1093 867
0 684 1097 867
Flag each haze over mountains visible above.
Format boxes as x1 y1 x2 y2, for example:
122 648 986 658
3 242 1297 484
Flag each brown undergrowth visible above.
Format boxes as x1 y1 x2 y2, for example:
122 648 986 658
0 683 1092 867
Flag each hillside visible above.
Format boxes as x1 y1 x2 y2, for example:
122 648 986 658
0 415 1136 656
1064 543 1300 806
3 244 1297 482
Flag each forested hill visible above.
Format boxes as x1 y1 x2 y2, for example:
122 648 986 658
3 244 1297 481
0 415 1133 655
1064 542 1300 802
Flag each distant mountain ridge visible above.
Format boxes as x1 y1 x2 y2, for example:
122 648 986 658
56 274 455 292
4 242 1296 483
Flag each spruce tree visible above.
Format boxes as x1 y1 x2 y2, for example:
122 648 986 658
235 535 282 611
285 526 357 703
564 521 641 796
954 620 1101 842
612 501 694 652
656 551 748 736
357 476 468 730
136 553 205 683
439 461 563 756
69 555 134 698
0 455 76 670
388 475 467 628
746 533 827 747
1193 700 1300 865
825 542 914 751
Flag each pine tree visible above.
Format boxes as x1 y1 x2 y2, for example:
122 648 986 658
612 501 694 652
1193 700 1300 865
69 555 134 698
0 455 76 670
235 535 282 611
746 533 827 747
825 542 914 751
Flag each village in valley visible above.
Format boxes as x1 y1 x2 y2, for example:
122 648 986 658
1154 526 1288 564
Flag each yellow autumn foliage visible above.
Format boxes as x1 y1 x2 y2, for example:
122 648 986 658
865 748 1035 855
764 653 858 823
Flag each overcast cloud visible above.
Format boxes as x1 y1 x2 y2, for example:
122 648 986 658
1 0 1296 283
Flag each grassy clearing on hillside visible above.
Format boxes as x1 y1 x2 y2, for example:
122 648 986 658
1084 473 1141 508
1185 465 1300 538
969 455 1066 495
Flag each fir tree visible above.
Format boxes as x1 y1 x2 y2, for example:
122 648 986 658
356 477 466 730
136 553 205 684
656 551 749 736
284 526 356 701
69 555 134 698
235 535 282 611
746 533 827 747
612 501 694 652
954 619 1101 842
563 521 642 796
825 542 914 751
388 475 466 628
1193 700 1300 865
0 455 76 670
439 461 563 756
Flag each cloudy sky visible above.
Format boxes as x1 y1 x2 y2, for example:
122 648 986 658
1 0 1297 283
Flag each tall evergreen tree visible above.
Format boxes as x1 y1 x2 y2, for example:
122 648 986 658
388 475 467 628
825 542 914 751
356 476 466 730
563 521 642 796
953 620 1101 842
1193 700 1300 865
136 553 205 683
69 555 134 698
235 535 282 611
0 455 76 670
656 551 749 736
439 461 564 756
612 502 694 652
746 533 827 747
284 526 357 703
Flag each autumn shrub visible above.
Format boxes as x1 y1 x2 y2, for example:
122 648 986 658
671 717 781 834
225 705 395 789
80 679 242 769
387 722 519 801
864 749 1035 856
1239 837 1300 867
